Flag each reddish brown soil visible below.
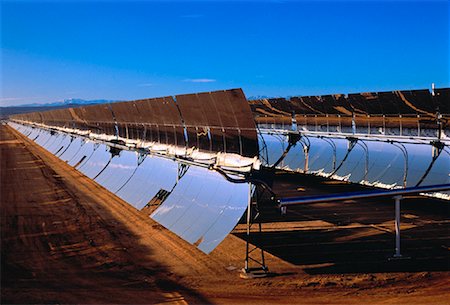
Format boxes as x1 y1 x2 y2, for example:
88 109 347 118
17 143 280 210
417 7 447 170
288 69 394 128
1 124 449 304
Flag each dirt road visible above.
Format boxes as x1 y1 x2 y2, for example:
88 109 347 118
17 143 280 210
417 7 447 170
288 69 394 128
1 124 449 304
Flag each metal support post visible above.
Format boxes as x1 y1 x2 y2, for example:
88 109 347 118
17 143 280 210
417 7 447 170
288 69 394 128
417 115 421 137
242 184 269 279
338 114 341 133
393 195 402 258
244 184 251 271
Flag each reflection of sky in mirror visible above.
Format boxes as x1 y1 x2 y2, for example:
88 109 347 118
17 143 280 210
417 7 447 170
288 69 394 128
261 133 450 187
151 165 249 254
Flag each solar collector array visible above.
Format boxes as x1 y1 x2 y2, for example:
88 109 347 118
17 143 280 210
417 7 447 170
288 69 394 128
251 88 449 132
13 89 258 157
9 89 257 254
260 133 450 189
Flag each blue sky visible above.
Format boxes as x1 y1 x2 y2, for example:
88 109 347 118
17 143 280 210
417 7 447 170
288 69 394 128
1 0 449 106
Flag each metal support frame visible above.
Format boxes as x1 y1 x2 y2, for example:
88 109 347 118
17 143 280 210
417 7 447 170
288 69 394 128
278 184 450 206
257 127 270 165
242 183 269 278
338 114 342 133
417 114 421 137
389 141 409 187
399 114 403 136
278 184 450 261
327 136 358 178
137 150 147 165
389 195 411 260
299 136 311 172
320 136 337 172
351 113 356 134
415 140 445 187
356 140 369 182
272 132 288 166
272 131 301 168
177 163 190 182
393 195 403 258
436 111 442 140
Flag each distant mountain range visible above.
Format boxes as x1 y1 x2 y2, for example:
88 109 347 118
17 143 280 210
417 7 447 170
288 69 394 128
1 96 286 119
246 95 270 100
16 98 116 108
0 99 117 119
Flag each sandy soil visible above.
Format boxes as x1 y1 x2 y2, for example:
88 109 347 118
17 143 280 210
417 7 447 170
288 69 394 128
1 124 449 304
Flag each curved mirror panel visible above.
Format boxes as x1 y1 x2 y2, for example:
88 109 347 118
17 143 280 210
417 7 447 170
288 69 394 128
306 137 336 174
27 128 41 140
67 140 96 167
151 166 249 254
95 150 139 193
420 150 450 186
41 133 59 150
282 143 306 172
51 135 73 156
77 144 111 179
364 141 405 187
45 133 65 153
259 133 286 166
34 131 52 147
115 156 178 210
59 137 84 162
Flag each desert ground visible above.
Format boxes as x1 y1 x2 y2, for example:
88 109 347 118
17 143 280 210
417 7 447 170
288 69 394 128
1 124 449 304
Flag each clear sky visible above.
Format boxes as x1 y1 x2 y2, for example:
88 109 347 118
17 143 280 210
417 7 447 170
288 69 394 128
1 0 449 106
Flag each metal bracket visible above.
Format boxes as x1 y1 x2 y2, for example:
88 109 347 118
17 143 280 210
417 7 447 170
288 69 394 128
355 140 369 182
137 150 147 165
327 136 358 178
415 140 445 187
177 163 190 182
272 131 301 168
298 136 311 172
389 141 409 187
257 127 270 165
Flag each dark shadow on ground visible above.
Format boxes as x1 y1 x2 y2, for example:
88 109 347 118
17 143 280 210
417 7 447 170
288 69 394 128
234 171 450 275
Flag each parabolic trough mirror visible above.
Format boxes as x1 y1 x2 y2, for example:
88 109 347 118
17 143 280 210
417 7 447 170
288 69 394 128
252 88 450 197
8 89 258 254
7 87 450 257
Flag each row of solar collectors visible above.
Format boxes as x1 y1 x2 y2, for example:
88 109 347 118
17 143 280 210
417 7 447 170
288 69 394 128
9 122 250 254
10 89 258 158
250 88 450 117
257 114 445 130
257 115 448 138
260 133 450 190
